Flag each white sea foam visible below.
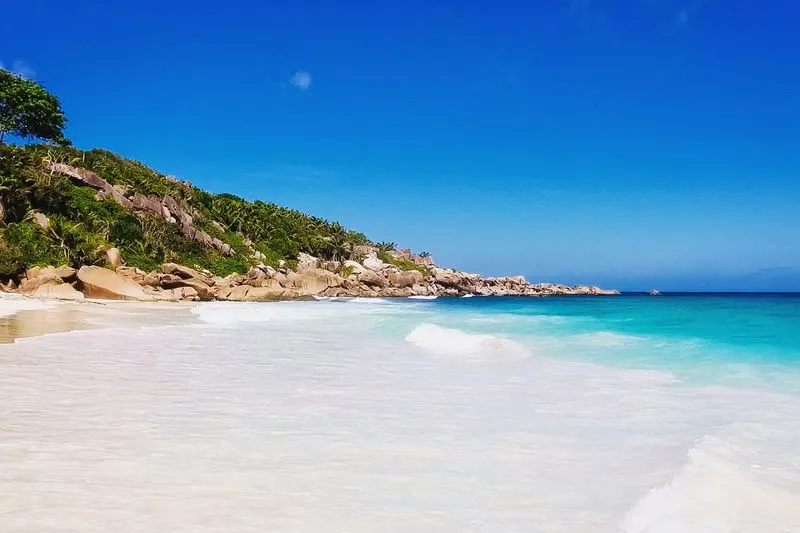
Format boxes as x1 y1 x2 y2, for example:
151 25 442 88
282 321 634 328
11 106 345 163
623 422 800 532
312 295 344 301
408 295 438 300
405 323 529 358
313 296 396 305
346 297 392 304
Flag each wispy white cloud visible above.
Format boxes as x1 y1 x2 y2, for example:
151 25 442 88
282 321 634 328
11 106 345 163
674 0 706 27
0 60 35 79
290 70 312 90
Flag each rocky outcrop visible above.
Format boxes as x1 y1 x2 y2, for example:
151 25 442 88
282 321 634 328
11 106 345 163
358 269 389 288
18 272 65 294
352 245 375 260
430 267 463 287
24 265 77 283
106 247 122 269
48 163 234 257
131 193 170 221
289 268 343 295
297 253 319 270
160 277 214 300
7 250 618 302
15 266 84 301
27 282 85 300
146 286 200 302
48 162 134 208
342 260 366 275
216 285 304 301
53 265 78 281
115 266 148 285
77 266 152 301
180 224 235 256
160 263 215 286
389 269 424 288
389 248 434 267
362 251 389 272
153 263 216 300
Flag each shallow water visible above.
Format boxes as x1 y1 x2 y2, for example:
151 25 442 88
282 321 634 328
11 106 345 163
1 295 799 531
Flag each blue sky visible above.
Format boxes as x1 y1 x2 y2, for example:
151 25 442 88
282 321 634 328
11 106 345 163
3 1 799 290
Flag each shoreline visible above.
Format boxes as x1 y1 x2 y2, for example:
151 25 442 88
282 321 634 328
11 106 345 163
0 289 620 344
2 250 619 306
0 297 197 344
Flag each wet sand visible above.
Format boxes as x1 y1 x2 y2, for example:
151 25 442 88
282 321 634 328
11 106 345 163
0 298 198 344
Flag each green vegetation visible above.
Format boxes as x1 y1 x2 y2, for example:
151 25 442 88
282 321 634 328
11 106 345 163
376 241 397 252
340 264 356 278
378 251 429 276
0 71 388 280
0 144 375 277
0 69 68 146
0 220 64 274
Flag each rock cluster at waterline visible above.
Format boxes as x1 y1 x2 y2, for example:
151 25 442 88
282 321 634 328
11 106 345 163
3 247 618 302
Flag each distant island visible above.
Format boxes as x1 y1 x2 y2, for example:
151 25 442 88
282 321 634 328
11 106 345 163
0 68 617 301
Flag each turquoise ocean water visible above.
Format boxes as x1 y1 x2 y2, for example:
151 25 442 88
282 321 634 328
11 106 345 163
2 293 799 531
399 293 800 389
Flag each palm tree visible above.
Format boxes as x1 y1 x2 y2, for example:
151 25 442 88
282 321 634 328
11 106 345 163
329 221 346 236
327 234 351 262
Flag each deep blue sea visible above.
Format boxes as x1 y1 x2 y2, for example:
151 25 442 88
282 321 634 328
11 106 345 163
2 293 799 531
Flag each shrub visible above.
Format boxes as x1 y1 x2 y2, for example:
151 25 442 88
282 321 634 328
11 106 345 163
378 251 429 275
0 222 63 275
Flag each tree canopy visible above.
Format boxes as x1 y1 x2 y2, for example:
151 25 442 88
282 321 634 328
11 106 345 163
0 69 69 145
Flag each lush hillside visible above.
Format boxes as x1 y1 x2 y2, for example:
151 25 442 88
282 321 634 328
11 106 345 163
0 68 618 300
0 143 371 278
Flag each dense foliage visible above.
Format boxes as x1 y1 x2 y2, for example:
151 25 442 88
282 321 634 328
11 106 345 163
0 144 372 277
0 69 68 146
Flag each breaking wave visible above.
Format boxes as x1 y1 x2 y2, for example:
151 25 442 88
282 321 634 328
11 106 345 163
623 422 800 532
405 323 529 358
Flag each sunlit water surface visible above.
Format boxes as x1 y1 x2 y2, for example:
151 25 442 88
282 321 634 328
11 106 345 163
2 295 799 532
